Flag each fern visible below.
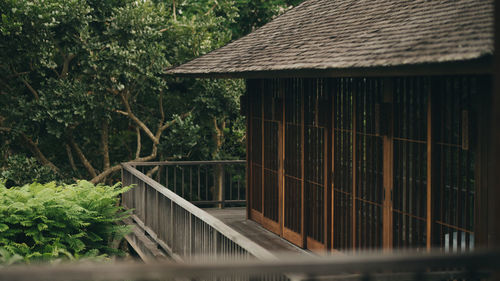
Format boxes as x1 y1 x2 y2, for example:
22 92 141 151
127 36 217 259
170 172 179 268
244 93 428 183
0 181 133 263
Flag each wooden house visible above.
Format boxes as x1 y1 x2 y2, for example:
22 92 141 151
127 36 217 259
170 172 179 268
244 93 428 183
168 0 499 253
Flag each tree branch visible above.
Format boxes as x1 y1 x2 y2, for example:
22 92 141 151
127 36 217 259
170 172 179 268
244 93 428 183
90 146 159 184
65 143 78 172
11 67 39 100
18 133 60 174
0 127 60 173
0 78 12 92
90 95 191 184
119 91 158 144
6 71 30 78
172 0 177 21
135 126 141 159
101 121 110 170
159 91 165 125
146 166 159 178
90 164 121 184
157 111 191 138
115 110 128 116
67 134 97 178
22 78 39 100
60 53 76 78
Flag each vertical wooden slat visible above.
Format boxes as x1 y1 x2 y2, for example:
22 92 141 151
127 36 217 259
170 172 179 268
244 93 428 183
331 78 336 249
198 166 201 201
426 79 432 250
279 79 285 236
324 106 329 249
301 79 306 247
261 81 265 217
352 78 357 250
382 78 394 250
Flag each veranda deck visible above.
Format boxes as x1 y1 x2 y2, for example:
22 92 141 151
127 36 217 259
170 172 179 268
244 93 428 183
203 207 309 256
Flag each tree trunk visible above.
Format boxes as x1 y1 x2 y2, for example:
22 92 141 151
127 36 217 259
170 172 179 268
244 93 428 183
212 117 226 208
213 163 224 208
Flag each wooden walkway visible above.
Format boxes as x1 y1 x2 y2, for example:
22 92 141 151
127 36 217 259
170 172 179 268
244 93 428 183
204 207 309 255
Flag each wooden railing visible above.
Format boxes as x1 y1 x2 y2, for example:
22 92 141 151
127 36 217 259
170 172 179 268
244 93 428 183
119 162 500 281
2 250 499 281
121 162 277 263
130 160 246 208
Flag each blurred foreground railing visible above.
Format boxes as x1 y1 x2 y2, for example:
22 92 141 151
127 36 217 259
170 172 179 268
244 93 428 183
121 162 276 263
130 160 246 208
1 250 499 281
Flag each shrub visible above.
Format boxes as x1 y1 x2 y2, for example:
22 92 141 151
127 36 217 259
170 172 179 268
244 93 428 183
1 155 61 187
0 180 132 263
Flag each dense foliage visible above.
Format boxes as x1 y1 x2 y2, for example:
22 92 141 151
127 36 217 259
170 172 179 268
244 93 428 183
0 0 303 185
0 180 132 263
1 155 59 187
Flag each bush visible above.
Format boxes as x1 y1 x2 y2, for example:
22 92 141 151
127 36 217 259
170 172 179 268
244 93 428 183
1 155 61 187
0 180 132 263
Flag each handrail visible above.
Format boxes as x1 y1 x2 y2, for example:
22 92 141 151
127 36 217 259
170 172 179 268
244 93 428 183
121 163 276 261
126 160 245 166
129 160 246 208
2 249 499 281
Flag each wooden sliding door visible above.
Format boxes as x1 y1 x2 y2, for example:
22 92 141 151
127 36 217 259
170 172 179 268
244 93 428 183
247 76 484 251
248 80 263 221
303 79 329 250
332 78 355 250
354 78 384 249
283 78 304 247
330 76 482 251
392 77 429 249
248 78 328 250
281 78 329 250
332 78 384 250
248 78 282 236
390 76 479 250
432 77 478 251
261 80 281 234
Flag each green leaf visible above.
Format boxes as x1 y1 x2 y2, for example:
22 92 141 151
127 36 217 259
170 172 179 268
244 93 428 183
0 224 9 232
37 223 48 231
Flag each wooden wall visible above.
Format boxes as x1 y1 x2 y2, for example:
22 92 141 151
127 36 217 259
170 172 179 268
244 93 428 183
245 76 491 252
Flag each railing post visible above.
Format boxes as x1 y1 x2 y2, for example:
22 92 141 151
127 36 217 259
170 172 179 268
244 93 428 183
143 182 147 225
189 213 194 258
155 189 159 233
221 165 225 208
214 230 218 256
170 200 174 253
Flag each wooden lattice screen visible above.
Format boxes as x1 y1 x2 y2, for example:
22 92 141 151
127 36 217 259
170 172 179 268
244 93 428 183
246 76 485 252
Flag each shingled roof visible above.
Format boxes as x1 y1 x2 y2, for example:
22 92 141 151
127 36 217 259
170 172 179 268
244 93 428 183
168 0 494 77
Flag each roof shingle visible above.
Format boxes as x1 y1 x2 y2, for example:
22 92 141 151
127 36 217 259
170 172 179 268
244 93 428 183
168 0 494 76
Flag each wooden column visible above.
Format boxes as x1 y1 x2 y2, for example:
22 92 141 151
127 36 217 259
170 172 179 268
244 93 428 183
489 0 500 250
245 81 251 219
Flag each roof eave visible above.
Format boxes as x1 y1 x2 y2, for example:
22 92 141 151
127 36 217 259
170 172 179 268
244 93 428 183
165 56 494 79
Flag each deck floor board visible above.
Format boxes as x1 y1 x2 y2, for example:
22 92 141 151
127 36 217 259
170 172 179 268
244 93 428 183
203 207 309 255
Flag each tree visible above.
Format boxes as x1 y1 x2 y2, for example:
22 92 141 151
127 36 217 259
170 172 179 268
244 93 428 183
0 0 302 184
